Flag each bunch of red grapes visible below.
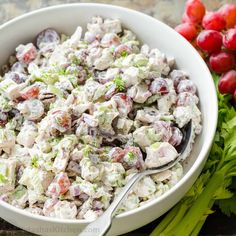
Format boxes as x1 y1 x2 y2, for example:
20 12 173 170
175 0 236 101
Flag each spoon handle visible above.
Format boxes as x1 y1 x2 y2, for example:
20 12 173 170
79 172 144 236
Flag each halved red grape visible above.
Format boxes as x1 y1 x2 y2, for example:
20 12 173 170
202 11 226 31
154 120 172 142
11 62 26 74
112 93 133 116
169 127 183 146
185 0 206 24
150 78 169 95
218 70 236 94
47 173 71 196
177 80 197 94
101 33 120 47
209 51 235 74
5 71 27 84
108 147 125 162
175 23 198 41
196 30 223 53
0 111 8 126
170 70 188 88
223 29 236 51
36 28 60 49
218 4 236 29
16 43 37 64
176 92 198 106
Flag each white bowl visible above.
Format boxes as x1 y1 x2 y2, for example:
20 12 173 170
0 3 217 236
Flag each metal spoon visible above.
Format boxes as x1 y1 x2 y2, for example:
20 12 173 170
79 120 192 236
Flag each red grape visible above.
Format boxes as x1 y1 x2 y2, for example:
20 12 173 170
182 12 192 23
209 51 235 74
47 173 71 196
5 71 26 84
177 80 197 94
108 147 125 162
218 4 236 29
150 78 169 95
169 127 183 146
0 111 8 126
170 70 188 88
196 30 223 53
218 70 236 94
223 29 236 51
36 28 60 49
202 11 226 31
11 62 25 74
154 121 172 142
175 23 198 41
185 0 206 24
16 43 37 64
112 93 133 116
177 92 198 106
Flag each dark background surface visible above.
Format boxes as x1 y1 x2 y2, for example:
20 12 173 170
1 207 236 235
1 0 236 235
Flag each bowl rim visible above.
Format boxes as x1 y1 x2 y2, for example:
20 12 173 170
0 2 218 224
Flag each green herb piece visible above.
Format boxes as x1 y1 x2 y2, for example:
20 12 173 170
82 145 92 158
114 75 125 91
127 151 135 160
40 72 58 85
98 105 109 113
71 57 81 65
0 173 7 183
121 51 129 57
68 77 78 87
47 85 64 98
57 67 67 76
31 156 39 168
150 142 161 149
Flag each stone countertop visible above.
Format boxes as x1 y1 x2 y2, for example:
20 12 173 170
1 0 236 236
1 0 236 27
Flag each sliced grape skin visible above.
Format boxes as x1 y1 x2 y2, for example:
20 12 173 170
36 28 60 49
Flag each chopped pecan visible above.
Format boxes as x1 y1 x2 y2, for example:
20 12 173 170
39 92 56 104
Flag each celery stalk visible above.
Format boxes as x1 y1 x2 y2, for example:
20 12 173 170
161 203 189 235
171 172 224 236
150 203 181 236
190 215 207 236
